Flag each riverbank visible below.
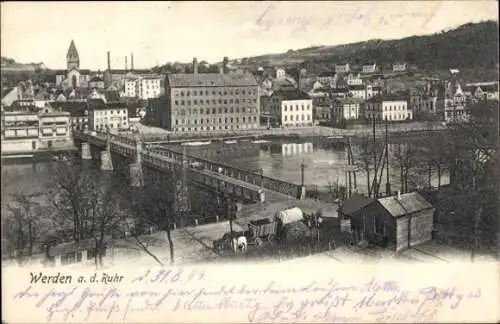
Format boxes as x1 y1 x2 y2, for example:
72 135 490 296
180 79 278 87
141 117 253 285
134 121 446 142
1 147 78 165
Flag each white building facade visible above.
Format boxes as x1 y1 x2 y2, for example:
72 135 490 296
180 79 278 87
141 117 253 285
281 98 313 127
365 96 412 121
88 105 129 131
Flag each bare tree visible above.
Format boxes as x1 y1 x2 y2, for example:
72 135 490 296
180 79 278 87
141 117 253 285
392 143 419 193
354 136 385 197
47 163 128 268
123 169 183 266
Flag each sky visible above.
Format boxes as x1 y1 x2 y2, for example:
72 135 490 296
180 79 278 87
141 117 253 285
1 1 498 70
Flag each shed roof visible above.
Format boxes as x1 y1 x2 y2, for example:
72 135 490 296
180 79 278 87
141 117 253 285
166 73 257 88
340 193 375 216
377 192 433 218
48 237 112 257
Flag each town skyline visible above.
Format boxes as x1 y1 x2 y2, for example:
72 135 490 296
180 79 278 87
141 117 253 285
1 1 498 70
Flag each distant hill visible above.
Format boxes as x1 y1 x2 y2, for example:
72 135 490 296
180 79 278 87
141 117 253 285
239 21 499 73
1 56 47 71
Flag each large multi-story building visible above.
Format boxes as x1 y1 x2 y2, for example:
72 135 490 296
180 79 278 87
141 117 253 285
268 89 313 127
365 94 412 121
1 111 40 151
136 76 162 100
87 99 129 131
1 109 72 152
158 62 260 132
444 82 470 123
38 111 72 148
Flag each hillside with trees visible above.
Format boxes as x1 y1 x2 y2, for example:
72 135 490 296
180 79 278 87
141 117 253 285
242 21 499 74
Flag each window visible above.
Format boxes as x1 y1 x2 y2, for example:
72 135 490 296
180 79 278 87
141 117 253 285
284 105 287 112
291 115 294 121
284 116 287 121
302 105 304 111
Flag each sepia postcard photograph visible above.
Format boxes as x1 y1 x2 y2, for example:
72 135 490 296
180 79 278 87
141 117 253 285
1 1 499 323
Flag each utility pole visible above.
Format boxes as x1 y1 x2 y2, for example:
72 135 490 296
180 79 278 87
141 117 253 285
301 161 305 187
372 116 378 198
385 116 391 196
260 168 264 190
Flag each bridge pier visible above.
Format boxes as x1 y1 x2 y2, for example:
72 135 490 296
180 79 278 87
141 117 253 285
100 149 113 171
100 137 113 171
129 134 144 187
81 142 91 160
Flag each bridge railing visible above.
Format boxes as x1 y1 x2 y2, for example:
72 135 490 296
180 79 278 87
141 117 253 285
156 146 302 198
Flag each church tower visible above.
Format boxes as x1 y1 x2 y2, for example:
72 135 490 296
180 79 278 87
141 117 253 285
66 40 80 70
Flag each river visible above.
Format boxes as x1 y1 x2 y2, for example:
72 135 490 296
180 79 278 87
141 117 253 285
2 137 449 209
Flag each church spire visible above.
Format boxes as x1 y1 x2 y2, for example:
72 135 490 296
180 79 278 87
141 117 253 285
66 40 80 70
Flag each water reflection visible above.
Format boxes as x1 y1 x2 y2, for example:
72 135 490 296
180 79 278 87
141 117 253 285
1 138 450 205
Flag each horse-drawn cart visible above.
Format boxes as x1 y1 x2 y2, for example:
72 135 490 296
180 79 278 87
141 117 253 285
248 218 277 247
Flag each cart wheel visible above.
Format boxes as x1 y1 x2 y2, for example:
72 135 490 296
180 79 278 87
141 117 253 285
255 237 263 247
268 234 276 242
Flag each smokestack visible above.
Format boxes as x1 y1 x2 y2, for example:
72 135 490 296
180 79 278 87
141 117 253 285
131 52 134 71
125 56 128 71
193 57 198 75
107 51 111 71
397 190 401 200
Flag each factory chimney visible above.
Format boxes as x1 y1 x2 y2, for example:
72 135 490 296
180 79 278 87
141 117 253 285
125 56 128 71
131 52 134 71
193 57 198 75
107 51 111 71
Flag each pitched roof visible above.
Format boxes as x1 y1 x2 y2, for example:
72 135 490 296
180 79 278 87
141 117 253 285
349 84 365 91
49 236 111 257
366 94 407 102
90 76 104 82
377 192 433 218
166 73 257 88
273 89 311 100
340 193 376 216
66 40 79 58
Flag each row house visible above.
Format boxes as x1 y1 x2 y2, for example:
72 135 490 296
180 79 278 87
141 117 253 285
1 111 40 151
346 73 363 86
335 63 351 74
392 62 407 72
362 63 378 74
267 89 313 128
316 72 338 87
348 84 366 99
332 98 364 122
38 111 72 149
1 109 72 152
87 99 129 131
409 89 438 117
122 75 162 100
466 82 499 101
365 94 412 121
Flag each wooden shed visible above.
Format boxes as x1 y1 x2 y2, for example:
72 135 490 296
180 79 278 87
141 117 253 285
348 192 435 251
